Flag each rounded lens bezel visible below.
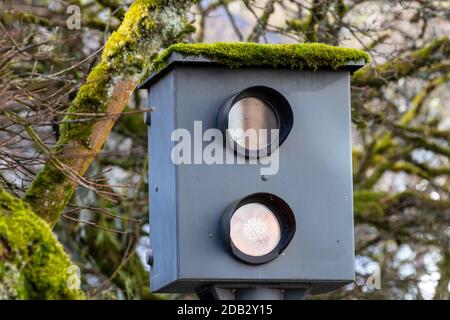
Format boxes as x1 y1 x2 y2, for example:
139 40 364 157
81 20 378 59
218 86 294 158
220 193 296 265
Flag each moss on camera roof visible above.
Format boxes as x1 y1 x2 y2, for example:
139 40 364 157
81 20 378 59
150 42 369 73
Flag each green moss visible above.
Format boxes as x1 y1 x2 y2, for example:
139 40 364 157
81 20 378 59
286 18 311 35
25 0 196 224
103 0 157 71
353 190 386 221
151 42 369 73
58 62 110 145
337 0 349 17
1 10 55 28
0 189 84 299
24 165 72 226
57 0 159 147
412 38 445 60
352 37 449 88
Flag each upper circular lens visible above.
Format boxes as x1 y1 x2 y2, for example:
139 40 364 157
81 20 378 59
227 97 279 151
229 203 281 257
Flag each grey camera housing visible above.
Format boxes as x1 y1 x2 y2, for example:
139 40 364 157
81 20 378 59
140 53 364 294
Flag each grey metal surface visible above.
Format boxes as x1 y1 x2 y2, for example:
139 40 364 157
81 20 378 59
147 71 178 291
147 65 355 294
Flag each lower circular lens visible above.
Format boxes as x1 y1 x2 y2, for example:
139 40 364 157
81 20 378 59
229 203 281 257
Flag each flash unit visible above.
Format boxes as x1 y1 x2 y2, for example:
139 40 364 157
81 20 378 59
220 193 296 264
218 86 294 158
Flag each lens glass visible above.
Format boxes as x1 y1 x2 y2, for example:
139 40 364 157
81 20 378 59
229 203 281 256
228 97 278 151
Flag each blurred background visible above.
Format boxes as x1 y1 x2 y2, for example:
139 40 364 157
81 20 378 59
0 0 449 299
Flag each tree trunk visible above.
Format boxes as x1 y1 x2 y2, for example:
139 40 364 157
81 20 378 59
24 0 197 226
0 188 84 299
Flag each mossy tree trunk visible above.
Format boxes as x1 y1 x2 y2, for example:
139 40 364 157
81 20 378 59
24 0 197 226
0 188 84 299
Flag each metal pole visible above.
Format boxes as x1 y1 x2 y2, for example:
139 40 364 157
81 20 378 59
198 286 309 300
284 288 309 300
235 287 283 300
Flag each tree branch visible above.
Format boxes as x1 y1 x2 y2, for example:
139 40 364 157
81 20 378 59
352 37 449 88
24 0 197 227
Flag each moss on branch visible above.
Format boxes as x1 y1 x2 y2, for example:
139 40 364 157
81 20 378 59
353 190 386 221
353 37 449 88
23 165 72 225
354 189 449 223
0 9 118 31
151 42 369 73
0 189 84 299
57 0 191 146
25 0 196 225
58 62 111 146
0 10 56 28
